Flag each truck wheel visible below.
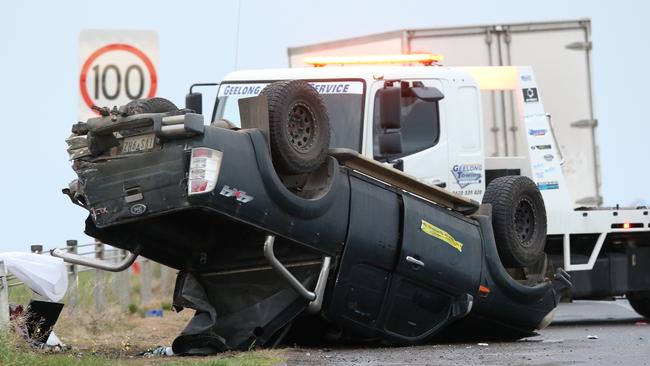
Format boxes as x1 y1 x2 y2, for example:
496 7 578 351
482 176 547 268
627 291 650 318
125 97 178 115
261 80 330 174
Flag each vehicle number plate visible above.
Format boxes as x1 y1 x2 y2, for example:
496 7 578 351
121 134 156 154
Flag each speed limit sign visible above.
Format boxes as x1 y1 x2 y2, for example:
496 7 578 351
78 30 159 120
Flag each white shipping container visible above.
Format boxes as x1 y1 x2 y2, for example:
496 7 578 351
288 19 600 207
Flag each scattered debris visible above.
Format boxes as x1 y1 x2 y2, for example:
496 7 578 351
121 340 132 351
587 335 599 339
145 309 164 317
46 331 64 348
142 346 174 357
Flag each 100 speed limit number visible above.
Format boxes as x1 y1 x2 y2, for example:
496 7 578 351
79 44 158 113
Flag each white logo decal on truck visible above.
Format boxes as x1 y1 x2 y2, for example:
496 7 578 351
451 164 482 189
523 87 539 103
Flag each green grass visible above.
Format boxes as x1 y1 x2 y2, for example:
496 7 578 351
0 328 110 366
0 328 281 366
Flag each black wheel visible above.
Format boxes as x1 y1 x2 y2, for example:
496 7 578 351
627 291 650 318
261 80 330 174
482 175 547 267
124 97 178 115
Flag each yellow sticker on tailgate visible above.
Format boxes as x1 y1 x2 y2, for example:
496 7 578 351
420 219 463 252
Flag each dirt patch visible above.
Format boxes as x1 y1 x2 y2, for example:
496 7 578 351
53 306 193 355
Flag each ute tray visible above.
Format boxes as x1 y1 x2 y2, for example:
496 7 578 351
329 148 480 215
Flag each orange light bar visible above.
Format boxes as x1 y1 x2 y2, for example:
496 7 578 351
623 223 631 229
304 53 444 67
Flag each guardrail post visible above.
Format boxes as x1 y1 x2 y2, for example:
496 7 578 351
119 249 129 311
66 240 78 313
140 259 152 306
94 242 105 312
109 248 117 303
0 261 9 325
160 265 173 302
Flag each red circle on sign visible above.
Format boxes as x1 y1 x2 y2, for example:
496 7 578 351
79 43 158 113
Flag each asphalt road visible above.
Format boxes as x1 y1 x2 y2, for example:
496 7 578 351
283 300 650 365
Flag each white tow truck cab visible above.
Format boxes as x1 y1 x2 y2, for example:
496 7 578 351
214 54 650 313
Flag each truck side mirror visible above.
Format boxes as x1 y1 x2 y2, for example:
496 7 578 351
411 86 444 102
186 92 203 114
378 87 402 129
377 86 403 157
378 131 403 156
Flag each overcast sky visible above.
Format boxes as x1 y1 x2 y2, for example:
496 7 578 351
1 0 649 251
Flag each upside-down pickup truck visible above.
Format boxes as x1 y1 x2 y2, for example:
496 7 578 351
56 56 571 355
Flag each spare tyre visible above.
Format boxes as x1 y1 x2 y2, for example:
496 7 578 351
482 175 547 268
261 80 330 174
125 97 178 115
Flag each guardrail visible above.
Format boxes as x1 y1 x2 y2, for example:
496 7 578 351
1 241 175 319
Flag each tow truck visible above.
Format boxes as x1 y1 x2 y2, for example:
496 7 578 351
59 52 650 355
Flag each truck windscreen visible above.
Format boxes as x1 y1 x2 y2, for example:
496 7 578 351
214 81 364 151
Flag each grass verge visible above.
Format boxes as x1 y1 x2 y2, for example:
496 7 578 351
0 328 282 366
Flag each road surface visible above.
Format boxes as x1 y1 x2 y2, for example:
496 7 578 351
283 300 650 365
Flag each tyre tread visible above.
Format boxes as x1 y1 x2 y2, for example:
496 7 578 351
261 80 330 174
125 97 178 115
482 175 547 267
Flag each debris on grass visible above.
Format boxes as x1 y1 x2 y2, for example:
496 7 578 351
144 309 164 317
142 345 174 357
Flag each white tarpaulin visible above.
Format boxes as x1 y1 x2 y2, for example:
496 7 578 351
0 252 68 302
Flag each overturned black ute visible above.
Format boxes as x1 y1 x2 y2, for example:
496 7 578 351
58 80 570 355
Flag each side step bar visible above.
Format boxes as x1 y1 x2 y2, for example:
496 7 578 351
263 235 331 314
50 246 141 272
